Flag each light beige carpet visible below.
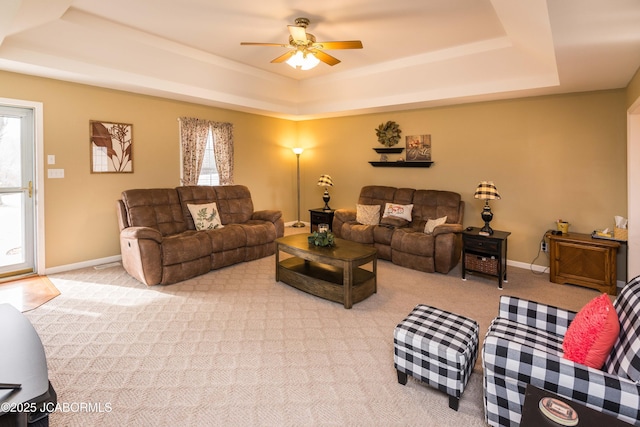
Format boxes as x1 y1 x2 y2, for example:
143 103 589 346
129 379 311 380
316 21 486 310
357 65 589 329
25 235 602 426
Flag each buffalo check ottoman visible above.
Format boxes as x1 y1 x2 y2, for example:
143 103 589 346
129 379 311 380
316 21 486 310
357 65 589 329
393 304 479 410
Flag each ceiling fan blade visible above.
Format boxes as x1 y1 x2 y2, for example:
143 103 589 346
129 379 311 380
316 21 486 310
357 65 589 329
241 42 289 47
313 50 341 66
288 25 307 43
313 41 363 50
270 51 296 64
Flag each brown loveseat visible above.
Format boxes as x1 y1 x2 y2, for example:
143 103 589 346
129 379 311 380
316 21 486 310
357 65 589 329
116 185 284 286
333 186 464 273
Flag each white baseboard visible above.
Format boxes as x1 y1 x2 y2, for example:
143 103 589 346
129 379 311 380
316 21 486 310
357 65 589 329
44 255 122 275
507 259 549 273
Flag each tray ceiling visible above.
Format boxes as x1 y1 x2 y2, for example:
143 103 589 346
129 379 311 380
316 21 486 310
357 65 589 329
1 0 639 120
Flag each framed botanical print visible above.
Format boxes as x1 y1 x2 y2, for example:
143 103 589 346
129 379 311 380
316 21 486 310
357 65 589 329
90 120 133 173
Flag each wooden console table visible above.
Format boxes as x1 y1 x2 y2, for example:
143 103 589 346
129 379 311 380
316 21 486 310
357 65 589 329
547 232 620 295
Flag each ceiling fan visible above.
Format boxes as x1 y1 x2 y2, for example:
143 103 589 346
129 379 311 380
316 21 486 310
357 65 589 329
240 17 363 69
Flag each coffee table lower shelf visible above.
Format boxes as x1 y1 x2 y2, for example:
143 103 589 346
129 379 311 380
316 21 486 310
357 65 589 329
278 258 376 308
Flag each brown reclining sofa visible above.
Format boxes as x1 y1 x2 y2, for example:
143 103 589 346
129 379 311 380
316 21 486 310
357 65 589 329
333 185 464 273
116 185 284 286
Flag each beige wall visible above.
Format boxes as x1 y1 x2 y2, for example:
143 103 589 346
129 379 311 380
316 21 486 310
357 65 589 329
297 91 627 267
0 70 628 271
0 71 297 268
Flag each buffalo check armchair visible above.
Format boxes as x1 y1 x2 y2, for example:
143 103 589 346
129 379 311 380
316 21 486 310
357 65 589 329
482 276 640 426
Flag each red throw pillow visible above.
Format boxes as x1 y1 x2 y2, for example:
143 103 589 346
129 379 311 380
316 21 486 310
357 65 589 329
563 293 620 369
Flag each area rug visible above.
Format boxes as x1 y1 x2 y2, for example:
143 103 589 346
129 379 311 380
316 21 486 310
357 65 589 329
0 275 60 312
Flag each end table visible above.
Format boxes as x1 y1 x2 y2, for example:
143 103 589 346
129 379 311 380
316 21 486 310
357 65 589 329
309 208 335 233
462 227 510 289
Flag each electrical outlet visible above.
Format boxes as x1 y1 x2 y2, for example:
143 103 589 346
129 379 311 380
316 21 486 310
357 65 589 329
540 241 548 252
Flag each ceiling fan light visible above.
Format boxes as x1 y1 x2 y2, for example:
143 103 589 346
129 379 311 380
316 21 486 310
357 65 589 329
286 51 319 70
302 53 320 70
285 51 303 68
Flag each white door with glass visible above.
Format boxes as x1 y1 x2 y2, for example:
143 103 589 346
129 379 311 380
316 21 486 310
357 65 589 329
0 105 36 278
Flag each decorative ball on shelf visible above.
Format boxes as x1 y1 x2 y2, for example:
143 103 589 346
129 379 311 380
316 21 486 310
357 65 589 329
375 121 402 147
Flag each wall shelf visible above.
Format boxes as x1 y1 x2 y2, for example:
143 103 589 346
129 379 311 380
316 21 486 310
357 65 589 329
368 161 434 168
373 147 404 154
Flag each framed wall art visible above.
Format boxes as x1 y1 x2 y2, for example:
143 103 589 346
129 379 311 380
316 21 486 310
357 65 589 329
90 120 133 173
406 134 431 161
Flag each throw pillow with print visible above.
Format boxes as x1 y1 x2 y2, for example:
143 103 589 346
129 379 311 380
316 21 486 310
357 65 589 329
187 202 224 231
382 203 413 222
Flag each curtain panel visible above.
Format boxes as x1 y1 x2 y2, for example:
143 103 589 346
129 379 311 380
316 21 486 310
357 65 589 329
210 121 234 185
178 117 210 186
178 118 234 186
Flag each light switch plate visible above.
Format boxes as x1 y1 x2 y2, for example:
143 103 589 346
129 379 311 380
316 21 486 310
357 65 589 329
47 169 64 179
47 155 55 165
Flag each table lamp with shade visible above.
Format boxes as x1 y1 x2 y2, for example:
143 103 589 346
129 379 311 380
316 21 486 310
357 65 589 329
317 174 333 211
474 181 501 235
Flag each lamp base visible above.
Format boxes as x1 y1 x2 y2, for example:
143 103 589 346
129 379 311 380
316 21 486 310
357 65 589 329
480 223 493 235
480 201 494 235
291 222 306 228
322 190 331 211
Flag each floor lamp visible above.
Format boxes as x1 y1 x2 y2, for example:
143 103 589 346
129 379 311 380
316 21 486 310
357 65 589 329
292 148 305 227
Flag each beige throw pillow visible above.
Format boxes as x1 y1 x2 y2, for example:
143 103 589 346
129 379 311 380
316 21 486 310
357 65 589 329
187 202 224 230
424 216 447 234
356 204 380 225
382 203 413 221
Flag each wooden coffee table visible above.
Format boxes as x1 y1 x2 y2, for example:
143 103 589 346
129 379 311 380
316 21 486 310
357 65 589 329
275 234 377 309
